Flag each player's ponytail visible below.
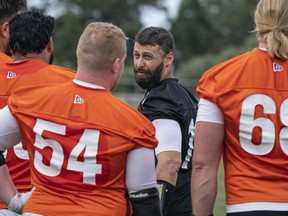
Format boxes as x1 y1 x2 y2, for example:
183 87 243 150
253 0 288 60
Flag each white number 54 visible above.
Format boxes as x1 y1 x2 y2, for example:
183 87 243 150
33 119 102 185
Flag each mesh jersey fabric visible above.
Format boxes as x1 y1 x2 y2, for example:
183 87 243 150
197 48 288 205
8 81 158 215
0 52 12 67
0 59 75 209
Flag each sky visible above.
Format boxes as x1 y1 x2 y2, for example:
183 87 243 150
28 0 182 29
141 0 182 28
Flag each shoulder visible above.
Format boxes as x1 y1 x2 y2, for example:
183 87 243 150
9 83 63 106
197 48 262 101
43 64 76 78
140 79 196 120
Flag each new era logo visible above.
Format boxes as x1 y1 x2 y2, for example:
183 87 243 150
273 63 283 72
74 95 84 104
7 71 16 79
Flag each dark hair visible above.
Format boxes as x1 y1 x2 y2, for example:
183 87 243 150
134 26 175 54
8 10 55 56
0 0 27 23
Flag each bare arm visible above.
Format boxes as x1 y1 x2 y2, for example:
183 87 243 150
152 119 181 215
0 164 17 205
156 151 181 185
191 122 224 215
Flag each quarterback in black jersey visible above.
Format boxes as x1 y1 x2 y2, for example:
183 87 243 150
133 26 198 216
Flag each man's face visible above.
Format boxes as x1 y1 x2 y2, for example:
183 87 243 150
133 43 165 90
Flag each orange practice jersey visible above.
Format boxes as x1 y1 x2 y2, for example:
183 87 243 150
8 81 158 216
0 51 12 67
197 48 288 205
0 59 75 209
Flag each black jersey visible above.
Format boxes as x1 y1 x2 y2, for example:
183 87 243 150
138 78 198 215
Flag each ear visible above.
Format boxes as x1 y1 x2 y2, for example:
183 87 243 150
112 58 121 75
0 22 9 38
165 52 174 67
46 36 54 53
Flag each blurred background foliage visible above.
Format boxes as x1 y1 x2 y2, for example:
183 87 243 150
30 0 258 95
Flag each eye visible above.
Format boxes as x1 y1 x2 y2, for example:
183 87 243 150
143 54 153 60
133 53 140 59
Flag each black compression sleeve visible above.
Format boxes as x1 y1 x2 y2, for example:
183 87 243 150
157 180 175 216
0 151 6 166
129 187 162 216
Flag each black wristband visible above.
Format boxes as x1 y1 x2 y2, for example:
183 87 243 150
129 187 162 216
157 180 175 216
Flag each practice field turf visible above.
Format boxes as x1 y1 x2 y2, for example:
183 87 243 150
214 159 226 216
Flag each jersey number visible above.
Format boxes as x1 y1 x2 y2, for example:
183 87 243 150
240 94 288 155
181 119 195 169
33 119 102 185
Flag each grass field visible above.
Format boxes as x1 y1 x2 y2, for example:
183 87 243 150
214 159 226 216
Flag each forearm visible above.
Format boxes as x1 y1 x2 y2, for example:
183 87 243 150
0 164 17 205
156 151 181 185
191 165 218 215
192 125 222 216
156 151 181 215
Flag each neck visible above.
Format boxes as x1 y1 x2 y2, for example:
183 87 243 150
258 42 267 50
160 69 173 81
13 54 47 63
75 69 111 90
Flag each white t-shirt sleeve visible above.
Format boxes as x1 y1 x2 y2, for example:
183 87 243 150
125 147 157 193
0 106 22 151
152 119 182 155
196 98 224 124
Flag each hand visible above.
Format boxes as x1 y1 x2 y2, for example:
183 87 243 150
8 187 35 214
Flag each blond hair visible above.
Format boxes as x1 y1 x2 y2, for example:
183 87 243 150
76 22 127 73
254 0 288 60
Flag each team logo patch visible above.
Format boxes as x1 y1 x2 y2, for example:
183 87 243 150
273 62 283 72
74 95 84 104
7 71 16 79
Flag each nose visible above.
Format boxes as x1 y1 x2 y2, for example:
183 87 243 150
135 56 145 69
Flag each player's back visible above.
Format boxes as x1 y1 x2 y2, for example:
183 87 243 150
197 48 288 205
8 81 157 215
0 59 75 107
0 58 75 209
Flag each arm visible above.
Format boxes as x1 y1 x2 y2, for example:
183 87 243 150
0 164 17 205
0 106 29 213
126 147 162 216
191 99 224 216
152 119 182 215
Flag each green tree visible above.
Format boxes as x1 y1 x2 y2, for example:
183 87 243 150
38 0 165 69
171 0 257 65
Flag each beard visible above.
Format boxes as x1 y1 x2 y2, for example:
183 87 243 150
134 61 164 90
